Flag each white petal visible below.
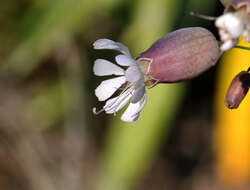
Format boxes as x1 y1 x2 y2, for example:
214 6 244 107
215 13 243 38
121 93 147 122
114 91 133 112
125 65 143 83
95 76 126 101
223 14 243 38
93 39 131 56
115 55 136 66
219 29 230 41
93 59 124 76
133 93 147 116
104 89 133 114
215 15 225 28
220 40 234 51
131 86 145 103
121 102 140 122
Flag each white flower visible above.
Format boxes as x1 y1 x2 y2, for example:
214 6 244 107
215 12 250 51
92 39 147 122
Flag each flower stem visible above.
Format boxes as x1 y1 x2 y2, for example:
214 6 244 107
234 45 250 51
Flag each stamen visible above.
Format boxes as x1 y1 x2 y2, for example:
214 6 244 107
120 82 132 93
190 11 217 21
93 107 105 115
104 87 134 113
119 81 129 91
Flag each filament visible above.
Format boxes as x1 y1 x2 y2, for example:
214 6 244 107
190 11 217 21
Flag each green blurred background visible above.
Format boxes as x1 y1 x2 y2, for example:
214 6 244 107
0 0 249 190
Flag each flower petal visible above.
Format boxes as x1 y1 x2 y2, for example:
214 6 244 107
93 39 131 56
216 13 243 38
133 93 147 116
131 86 145 103
104 89 133 114
220 40 235 51
95 76 126 101
114 91 133 112
121 102 140 122
115 55 136 66
121 93 147 122
125 65 143 83
93 59 124 76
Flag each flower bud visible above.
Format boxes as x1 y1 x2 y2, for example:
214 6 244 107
136 27 220 87
225 71 250 109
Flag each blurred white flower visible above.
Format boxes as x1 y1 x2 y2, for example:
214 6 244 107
215 12 250 51
93 39 147 122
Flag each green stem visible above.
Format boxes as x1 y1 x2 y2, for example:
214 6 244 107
234 45 250 51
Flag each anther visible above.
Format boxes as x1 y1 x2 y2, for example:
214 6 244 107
93 107 105 115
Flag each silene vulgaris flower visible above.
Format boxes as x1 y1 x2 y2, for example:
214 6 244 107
92 39 147 122
93 27 220 122
215 0 250 51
